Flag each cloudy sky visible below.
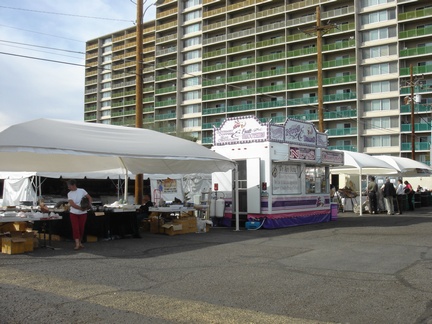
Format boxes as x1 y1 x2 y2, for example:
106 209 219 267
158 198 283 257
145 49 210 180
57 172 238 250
0 0 156 130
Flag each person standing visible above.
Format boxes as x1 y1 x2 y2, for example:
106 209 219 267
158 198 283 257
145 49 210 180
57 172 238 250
367 176 378 214
404 180 414 211
381 177 396 215
395 179 405 214
132 193 154 238
67 179 92 250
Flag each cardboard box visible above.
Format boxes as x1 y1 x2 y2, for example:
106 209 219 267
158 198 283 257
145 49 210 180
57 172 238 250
2 237 26 254
86 235 98 243
13 222 28 232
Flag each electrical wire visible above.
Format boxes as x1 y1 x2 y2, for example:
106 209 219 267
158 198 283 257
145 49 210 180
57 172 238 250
0 5 134 23
0 39 85 55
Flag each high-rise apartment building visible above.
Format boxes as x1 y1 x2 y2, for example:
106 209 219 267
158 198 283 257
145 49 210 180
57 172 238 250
84 0 432 163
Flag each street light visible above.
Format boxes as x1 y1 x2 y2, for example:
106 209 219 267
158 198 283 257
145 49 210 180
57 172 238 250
135 0 161 204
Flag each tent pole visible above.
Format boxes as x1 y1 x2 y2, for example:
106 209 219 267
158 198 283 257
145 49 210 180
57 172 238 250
235 163 240 231
118 158 129 203
359 172 363 216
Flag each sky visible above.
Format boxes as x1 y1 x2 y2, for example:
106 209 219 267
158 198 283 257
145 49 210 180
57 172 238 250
0 0 156 130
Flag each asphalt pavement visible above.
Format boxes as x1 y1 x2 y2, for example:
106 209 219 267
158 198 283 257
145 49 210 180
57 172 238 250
1 207 432 324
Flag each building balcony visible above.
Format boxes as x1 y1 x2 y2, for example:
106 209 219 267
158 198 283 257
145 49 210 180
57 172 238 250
155 126 177 133
262 116 286 123
202 121 223 129
203 48 226 59
202 136 213 144
155 86 176 94
398 7 432 21
203 92 227 100
156 72 177 82
85 105 97 112
327 127 357 136
155 113 176 121
155 99 176 107
399 25 432 39
256 100 286 110
324 109 357 119
401 123 431 132
287 112 317 120
400 64 432 76
400 45 432 57
227 58 255 69
256 68 286 78
203 63 227 72
256 52 285 63
401 104 431 113
202 78 226 86
401 142 431 151
202 107 227 115
226 103 255 112
327 145 357 151
400 83 432 94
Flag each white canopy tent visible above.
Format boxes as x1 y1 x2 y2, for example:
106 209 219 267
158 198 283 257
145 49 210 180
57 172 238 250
374 155 432 177
330 150 398 215
0 119 235 203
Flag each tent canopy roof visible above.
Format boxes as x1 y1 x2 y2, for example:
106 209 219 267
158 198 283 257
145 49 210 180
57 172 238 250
0 119 235 174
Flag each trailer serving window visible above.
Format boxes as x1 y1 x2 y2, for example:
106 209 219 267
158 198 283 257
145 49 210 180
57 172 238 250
305 165 328 194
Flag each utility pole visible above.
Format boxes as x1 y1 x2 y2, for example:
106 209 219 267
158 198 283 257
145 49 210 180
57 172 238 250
135 0 144 204
301 6 337 132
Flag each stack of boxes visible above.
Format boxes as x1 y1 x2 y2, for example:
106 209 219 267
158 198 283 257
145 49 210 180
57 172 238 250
0 222 38 254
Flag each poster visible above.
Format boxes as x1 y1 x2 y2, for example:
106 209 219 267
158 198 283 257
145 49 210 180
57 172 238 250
272 164 301 194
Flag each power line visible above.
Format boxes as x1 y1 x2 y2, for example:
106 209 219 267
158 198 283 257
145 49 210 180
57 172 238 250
0 40 85 54
0 51 85 67
0 5 134 23
0 24 83 43
0 43 84 60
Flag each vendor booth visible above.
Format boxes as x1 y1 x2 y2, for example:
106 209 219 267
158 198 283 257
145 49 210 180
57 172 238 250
211 116 343 229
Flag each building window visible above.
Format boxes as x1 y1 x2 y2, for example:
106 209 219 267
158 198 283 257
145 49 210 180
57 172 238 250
361 9 395 25
363 45 397 59
183 104 201 114
364 81 396 94
184 23 201 35
184 77 200 87
361 0 393 8
184 36 201 47
184 10 201 21
184 50 201 61
184 90 201 101
362 27 396 42
184 0 201 9
371 135 391 147
184 63 201 73
363 62 397 76
364 99 392 111
183 118 200 127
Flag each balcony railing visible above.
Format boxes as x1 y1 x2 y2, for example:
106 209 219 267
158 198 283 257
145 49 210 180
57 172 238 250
400 64 432 76
401 142 431 151
400 45 432 57
398 7 432 21
401 104 431 113
324 109 357 119
202 107 226 115
327 145 357 151
327 127 357 136
399 25 432 39
155 113 176 120
401 123 431 132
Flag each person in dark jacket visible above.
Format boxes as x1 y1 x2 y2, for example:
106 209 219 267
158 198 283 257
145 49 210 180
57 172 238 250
367 176 378 214
132 194 154 238
381 177 396 215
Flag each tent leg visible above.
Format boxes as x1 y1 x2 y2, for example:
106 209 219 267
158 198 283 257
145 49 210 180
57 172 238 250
234 163 240 231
